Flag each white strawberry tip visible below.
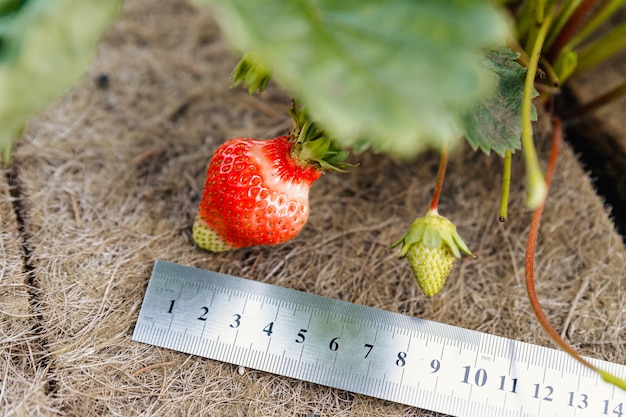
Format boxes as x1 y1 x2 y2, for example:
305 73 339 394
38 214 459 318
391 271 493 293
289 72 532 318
192 216 236 253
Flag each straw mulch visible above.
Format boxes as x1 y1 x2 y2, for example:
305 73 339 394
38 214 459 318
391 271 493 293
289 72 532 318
1 168 55 415
1 0 624 416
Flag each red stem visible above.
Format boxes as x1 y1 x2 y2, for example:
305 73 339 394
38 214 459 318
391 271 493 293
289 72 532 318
547 0 598 62
525 116 597 371
429 144 449 211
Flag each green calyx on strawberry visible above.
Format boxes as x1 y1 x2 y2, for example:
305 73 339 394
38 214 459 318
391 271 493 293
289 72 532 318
392 209 475 297
193 105 350 252
288 103 351 172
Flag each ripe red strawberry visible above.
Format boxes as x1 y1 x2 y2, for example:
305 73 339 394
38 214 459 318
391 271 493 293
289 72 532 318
193 120 348 252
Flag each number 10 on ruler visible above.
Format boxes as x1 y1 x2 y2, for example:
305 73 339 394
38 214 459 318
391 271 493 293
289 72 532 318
135 263 626 417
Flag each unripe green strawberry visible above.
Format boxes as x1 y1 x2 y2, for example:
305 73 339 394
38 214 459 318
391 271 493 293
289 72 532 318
405 242 457 297
393 209 474 297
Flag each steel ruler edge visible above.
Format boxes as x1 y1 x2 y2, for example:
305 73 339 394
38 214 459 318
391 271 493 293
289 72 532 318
132 259 626 417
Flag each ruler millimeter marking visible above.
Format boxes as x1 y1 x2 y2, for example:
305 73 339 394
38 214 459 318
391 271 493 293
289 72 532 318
133 260 626 417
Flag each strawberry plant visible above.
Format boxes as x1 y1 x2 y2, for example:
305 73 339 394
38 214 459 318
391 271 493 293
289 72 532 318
2 0 625 392
190 0 626 389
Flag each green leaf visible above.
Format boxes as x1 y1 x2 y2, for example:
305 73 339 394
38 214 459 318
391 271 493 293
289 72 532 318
231 51 272 94
194 0 508 158
460 47 538 156
0 0 121 163
0 0 26 17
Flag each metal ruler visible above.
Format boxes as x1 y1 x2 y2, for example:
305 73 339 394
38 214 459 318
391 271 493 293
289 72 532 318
133 260 626 417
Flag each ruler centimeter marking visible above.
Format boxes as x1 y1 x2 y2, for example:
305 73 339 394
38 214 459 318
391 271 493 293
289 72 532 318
132 260 626 417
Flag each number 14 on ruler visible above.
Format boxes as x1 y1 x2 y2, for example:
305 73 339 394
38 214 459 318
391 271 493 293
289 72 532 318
133 261 626 417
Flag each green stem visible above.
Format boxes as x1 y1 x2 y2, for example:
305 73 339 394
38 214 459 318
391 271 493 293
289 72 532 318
575 21 626 73
499 151 512 222
524 18 541 53
536 0 547 23
566 0 626 50
546 0 595 60
522 10 554 208
515 0 536 42
523 0 544 52
526 116 626 391
429 143 448 212
539 56 561 87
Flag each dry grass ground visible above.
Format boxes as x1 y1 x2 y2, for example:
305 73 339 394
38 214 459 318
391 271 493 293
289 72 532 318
1 1 625 416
